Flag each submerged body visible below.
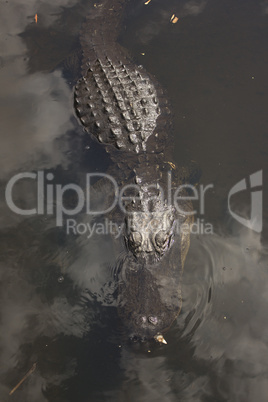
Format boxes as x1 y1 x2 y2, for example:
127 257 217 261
74 0 195 340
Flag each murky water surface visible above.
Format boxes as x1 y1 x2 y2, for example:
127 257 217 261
0 0 268 400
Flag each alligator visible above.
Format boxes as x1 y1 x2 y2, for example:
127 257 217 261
74 0 197 342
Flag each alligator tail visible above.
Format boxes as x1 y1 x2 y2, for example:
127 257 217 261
80 0 129 75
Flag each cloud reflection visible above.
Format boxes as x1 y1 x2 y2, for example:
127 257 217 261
0 0 79 179
186 227 268 400
0 62 74 178
182 1 207 17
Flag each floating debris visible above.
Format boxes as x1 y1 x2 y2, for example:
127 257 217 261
9 363 37 395
144 0 152 4
154 334 167 344
165 161 176 170
34 13 38 24
170 14 179 24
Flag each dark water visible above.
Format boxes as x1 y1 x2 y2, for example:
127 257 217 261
0 0 268 401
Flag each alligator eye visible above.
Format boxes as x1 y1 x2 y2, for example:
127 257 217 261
129 231 142 247
155 230 168 248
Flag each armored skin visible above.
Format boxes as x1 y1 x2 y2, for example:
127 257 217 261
74 0 195 341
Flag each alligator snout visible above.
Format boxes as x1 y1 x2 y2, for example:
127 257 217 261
127 312 165 341
116 251 183 343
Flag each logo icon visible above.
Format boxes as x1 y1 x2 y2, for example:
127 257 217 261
228 170 263 233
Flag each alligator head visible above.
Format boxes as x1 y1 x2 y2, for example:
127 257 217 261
125 204 176 265
123 180 193 265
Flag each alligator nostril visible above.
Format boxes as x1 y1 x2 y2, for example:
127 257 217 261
148 316 158 325
136 315 147 326
141 316 147 324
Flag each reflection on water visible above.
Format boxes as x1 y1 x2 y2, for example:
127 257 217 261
0 0 80 180
0 0 268 400
1 222 267 401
